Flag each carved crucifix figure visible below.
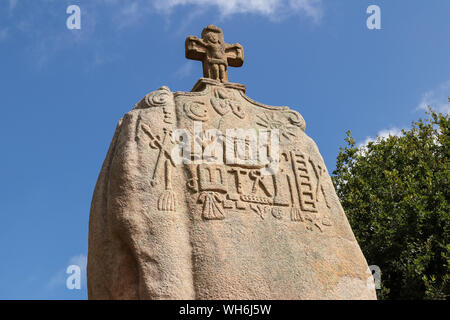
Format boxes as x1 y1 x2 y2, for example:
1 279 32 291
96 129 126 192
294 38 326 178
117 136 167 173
185 25 244 83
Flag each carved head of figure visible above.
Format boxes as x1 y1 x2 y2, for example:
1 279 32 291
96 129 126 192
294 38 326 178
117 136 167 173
205 32 219 44
201 25 224 45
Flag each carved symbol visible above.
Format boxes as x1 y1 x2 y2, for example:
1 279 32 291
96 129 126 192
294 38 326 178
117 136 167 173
199 130 223 163
290 207 303 222
184 101 208 121
140 124 174 187
309 158 333 227
228 168 247 194
322 215 332 226
137 86 175 124
182 150 332 225
229 101 245 119
185 164 199 193
151 133 167 187
271 207 283 220
158 160 176 212
210 87 245 119
250 204 267 220
210 88 231 116
187 178 198 192
223 199 234 208
272 167 290 206
286 172 304 222
197 164 227 193
256 112 297 142
145 86 171 107
248 170 272 197
241 194 272 205
290 151 317 212
198 192 224 220
286 151 333 229
309 158 331 209
305 212 323 232
282 110 306 132
162 108 175 124
227 193 246 210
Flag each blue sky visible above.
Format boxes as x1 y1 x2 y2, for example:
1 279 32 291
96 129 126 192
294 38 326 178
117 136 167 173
0 0 448 299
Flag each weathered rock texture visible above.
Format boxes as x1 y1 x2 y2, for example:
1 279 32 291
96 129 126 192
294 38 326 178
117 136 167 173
87 25 376 300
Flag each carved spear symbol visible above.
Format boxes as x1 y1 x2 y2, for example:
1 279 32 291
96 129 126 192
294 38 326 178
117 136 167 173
140 124 174 187
150 129 168 187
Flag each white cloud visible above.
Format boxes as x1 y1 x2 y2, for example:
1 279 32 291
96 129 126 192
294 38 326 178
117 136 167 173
155 0 280 15
358 80 450 148
116 1 146 29
2 0 323 68
288 0 323 21
416 80 450 114
120 0 324 23
377 127 403 140
358 127 403 148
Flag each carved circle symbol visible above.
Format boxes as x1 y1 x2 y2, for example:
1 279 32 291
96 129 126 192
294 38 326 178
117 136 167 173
184 101 208 121
146 87 171 107
151 93 170 105
284 110 306 131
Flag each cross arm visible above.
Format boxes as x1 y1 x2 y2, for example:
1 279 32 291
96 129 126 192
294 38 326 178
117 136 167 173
225 43 244 67
185 36 207 61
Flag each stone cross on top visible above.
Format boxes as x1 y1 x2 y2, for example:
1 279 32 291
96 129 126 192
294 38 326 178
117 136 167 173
185 25 244 83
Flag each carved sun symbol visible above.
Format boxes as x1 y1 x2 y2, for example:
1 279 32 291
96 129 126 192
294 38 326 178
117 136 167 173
256 112 296 142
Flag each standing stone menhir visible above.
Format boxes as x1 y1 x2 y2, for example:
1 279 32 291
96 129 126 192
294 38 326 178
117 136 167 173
87 25 377 300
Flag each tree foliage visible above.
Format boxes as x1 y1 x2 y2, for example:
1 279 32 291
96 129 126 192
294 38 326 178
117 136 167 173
332 109 449 300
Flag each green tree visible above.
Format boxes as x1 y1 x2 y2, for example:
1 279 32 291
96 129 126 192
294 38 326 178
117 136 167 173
332 109 449 300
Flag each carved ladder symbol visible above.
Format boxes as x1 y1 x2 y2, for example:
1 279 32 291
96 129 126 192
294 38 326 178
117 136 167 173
290 151 317 212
